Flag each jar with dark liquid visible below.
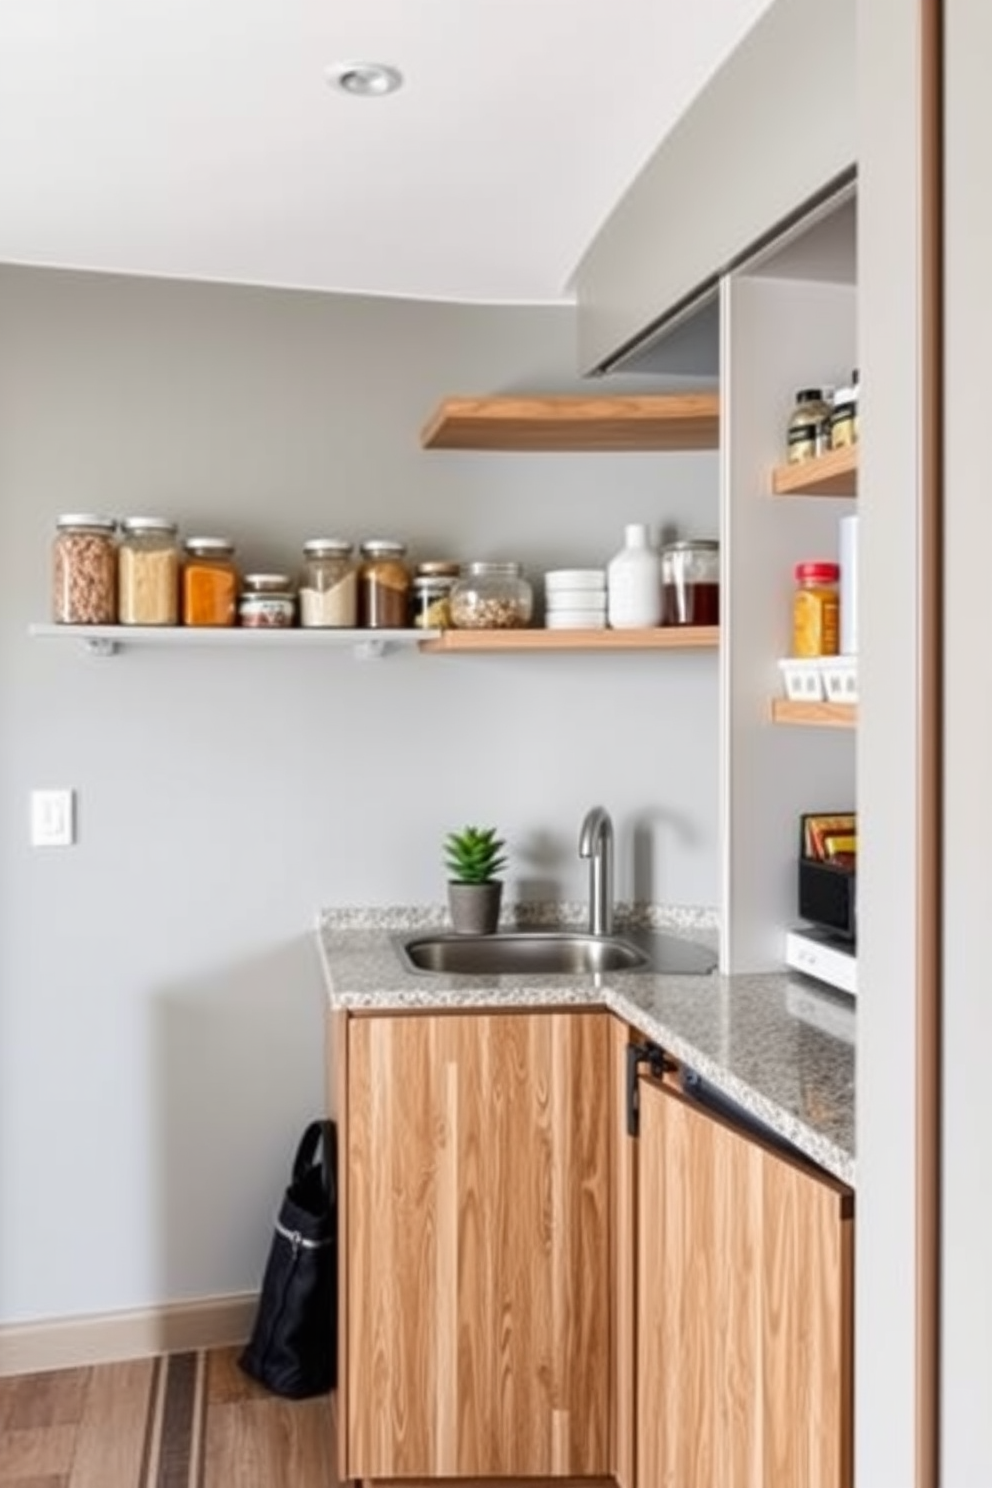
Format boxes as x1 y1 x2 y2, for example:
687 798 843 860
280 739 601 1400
661 539 720 626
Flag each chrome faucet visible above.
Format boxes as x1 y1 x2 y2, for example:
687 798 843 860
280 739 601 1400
578 806 614 937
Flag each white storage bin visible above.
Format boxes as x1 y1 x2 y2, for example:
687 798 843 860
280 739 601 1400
778 657 826 702
821 655 858 703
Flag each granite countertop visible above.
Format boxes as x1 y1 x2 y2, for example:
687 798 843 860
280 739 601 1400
316 904 855 1187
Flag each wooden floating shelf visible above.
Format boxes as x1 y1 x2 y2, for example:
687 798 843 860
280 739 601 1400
420 393 720 453
419 627 719 654
771 698 857 729
771 445 858 497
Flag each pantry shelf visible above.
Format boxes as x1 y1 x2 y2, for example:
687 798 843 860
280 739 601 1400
420 393 720 452
771 445 858 497
419 626 719 654
771 698 857 729
28 624 435 660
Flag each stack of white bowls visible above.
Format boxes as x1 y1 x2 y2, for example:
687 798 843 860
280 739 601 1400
543 569 607 629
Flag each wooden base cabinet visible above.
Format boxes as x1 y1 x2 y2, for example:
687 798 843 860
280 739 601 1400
341 1010 611 1482
634 1066 854 1488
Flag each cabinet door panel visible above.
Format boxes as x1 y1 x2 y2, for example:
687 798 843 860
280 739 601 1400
347 1011 610 1480
637 1078 852 1488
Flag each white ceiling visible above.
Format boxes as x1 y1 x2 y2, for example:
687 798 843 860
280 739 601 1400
0 0 774 305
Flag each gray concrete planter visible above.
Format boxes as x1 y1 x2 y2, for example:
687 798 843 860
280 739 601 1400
447 881 503 935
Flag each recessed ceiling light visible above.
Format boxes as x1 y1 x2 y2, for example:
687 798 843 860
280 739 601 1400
325 61 404 98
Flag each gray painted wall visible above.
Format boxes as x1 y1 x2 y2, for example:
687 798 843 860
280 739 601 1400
0 268 718 1325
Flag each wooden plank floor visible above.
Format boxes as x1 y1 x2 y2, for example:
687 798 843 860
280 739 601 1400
0 1348 338 1488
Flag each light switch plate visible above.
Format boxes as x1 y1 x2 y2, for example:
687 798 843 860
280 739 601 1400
31 789 75 847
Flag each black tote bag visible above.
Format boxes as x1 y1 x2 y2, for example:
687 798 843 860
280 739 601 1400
239 1119 337 1398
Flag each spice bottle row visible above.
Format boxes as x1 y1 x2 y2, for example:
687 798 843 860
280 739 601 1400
786 371 859 465
49 516 541 631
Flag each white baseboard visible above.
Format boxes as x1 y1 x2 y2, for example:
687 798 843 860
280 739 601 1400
0 1292 257 1377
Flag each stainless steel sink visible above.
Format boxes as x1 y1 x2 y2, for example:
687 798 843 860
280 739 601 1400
394 929 717 978
397 931 649 977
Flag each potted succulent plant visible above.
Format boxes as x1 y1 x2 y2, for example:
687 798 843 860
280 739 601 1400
444 825 507 934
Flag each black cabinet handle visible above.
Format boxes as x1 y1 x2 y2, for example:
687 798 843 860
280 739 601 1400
626 1040 669 1137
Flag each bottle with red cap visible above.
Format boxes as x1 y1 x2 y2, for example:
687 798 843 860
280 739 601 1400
793 561 840 657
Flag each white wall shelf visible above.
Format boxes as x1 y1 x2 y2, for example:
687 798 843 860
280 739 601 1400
28 624 437 660
31 623 720 659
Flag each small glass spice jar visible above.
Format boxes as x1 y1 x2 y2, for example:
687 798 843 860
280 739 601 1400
829 370 859 450
118 517 179 625
52 514 118 625
358 539 411 628
793 561 840 657
238 590 296 628
182 537 238 627
411 561 460 629
787 388 832 464
450 561 533 629
299 539 357 628
661 539 720 626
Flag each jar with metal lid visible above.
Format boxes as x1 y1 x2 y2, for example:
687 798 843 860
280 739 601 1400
118 517 179 625
52 514 118 624
450 561 533 629
829 370 859 450
793 561 840 657
238 590 296 628
182 537 238 627
787 388 832 464
661 539 720 626
299 539 357 628
242 572 294 595
358 539 411 628
411 561 460 629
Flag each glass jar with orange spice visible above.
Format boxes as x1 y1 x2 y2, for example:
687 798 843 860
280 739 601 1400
182 537 238 626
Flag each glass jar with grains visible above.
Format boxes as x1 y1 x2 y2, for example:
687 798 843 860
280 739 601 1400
52 514 118 625
450 561 533 629
182 537 238 627
118 517 179 625
411 561 460 629
787 388 832 464
358 540 411 628
299 539 357 628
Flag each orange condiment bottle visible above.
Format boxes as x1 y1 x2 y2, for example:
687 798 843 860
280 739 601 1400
182 538 238 626
792 561 840 657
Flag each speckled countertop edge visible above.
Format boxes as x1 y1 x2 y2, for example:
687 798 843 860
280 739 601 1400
317 900 720 936
315 904 855 1188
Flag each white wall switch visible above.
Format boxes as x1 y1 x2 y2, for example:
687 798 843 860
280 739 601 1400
30 789 75 847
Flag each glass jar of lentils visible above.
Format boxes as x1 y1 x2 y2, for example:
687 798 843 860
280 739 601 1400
52 514 118 624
